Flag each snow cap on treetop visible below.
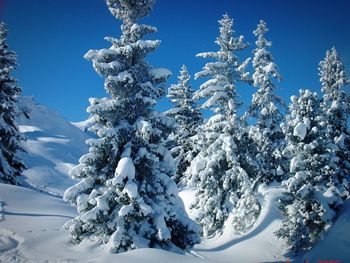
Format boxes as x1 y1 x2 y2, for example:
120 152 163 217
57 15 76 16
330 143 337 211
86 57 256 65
107 0 156 23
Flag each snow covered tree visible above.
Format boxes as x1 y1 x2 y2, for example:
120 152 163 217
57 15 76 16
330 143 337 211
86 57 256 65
319 47 350 196
276 89 345 253
245 20 285 184
0 22 26 185
166 65 203 185
231 170 261 234
185 14 258 237
64 0 200 253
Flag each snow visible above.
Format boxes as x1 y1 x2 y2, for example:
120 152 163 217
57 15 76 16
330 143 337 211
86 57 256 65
296 185 309 198
181 185 290 262
109 71 134 84
290 157 303 173
335 133 345 147
263 62 277 74
1 178 350 262
0 184 210 263
112 157 136 186
276 166 284 176
149 68 172 81
323 186 339 205
136 120 152 134
17 97 90 196
123 181 138 199
196 158 208 173
0 99 349 262
118 204 134 217
293 122 307 140
63 177 94 202
301 199 350 262
304 117 311 129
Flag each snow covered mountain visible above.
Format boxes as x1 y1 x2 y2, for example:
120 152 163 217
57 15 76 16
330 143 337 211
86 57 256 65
0 98 349 262
17 97 90 197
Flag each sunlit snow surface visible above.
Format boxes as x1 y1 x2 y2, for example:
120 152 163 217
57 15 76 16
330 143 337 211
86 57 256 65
17 97 89 197
0 99 349 262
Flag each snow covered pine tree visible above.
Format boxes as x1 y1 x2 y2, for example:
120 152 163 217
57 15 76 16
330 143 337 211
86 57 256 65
185 14 259 237
64 0 200 253
245 20 285 184
319 47 350 197
0 22 26 185
276 89 345 253
166 65 203 186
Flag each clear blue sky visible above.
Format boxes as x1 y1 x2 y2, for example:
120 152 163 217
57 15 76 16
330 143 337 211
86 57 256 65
1 0 350 121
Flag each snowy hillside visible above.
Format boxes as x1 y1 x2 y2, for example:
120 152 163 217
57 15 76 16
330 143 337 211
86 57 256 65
17 97 90 197
0 99 349 262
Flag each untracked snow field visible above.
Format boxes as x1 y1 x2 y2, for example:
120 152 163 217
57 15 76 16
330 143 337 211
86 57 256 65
0 99 349 262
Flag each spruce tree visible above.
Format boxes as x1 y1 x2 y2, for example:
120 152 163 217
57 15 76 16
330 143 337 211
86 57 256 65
246 20 285 184
64 0 200 253
319 47 350 197
166 65 203 185
0 22 26 185
276 90 344 253
185 14 258 237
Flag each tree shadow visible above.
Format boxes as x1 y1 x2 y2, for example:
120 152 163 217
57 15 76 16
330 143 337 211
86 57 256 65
4 211 73 219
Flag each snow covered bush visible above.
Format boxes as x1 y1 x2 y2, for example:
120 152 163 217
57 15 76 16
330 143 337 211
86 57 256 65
166 65 203 186
319 47 350 197
185 14 259 237
276 89 345 253
245 20 286 184
0 22 26 185
64 0 200 253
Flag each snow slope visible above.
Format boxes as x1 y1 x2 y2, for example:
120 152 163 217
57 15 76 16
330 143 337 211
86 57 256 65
0 99 349 262
17 97 90 197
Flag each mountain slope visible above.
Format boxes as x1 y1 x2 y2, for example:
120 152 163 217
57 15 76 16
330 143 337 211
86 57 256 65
17 97 89 197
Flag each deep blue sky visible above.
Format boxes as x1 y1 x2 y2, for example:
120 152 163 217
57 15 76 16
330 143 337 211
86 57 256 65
1 0 350 121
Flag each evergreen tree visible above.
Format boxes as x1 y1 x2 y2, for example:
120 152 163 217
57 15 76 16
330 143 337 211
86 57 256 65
64 0 200 253
245 20 285 184
185 14 258 237
0 22 26 185
319 47 350 196
276 90 344 253
166 65 203 185
231 170 261 234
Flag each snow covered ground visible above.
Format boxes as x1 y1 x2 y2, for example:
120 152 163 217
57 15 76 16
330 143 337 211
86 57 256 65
0 98 349 262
